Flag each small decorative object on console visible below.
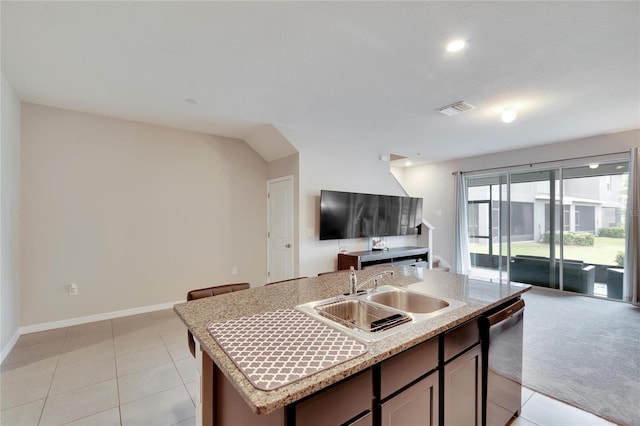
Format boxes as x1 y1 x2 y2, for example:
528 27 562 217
371 237 387 251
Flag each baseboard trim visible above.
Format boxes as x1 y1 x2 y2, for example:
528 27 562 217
0 329 21 364
19 300 185 335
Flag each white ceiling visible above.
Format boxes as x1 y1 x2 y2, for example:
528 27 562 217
2 1 639 164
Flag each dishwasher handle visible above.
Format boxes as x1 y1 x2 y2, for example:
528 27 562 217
486 299 525 327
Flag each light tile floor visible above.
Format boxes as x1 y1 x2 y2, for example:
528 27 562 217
1 310 196 426
1 309 616 426
512 387 615 426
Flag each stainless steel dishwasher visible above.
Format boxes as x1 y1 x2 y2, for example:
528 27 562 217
480 298 525 426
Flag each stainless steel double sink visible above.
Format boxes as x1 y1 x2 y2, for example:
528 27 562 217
295 285 465 342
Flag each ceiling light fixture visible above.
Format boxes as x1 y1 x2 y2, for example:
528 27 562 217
405 161 413 166
501 108 517 123
446 39 467 52
589 163 599 169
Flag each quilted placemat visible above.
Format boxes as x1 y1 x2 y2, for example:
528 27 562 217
207 308 368 391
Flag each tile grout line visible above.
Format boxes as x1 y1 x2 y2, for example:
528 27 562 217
177 355 197 409
110 318 124 426
39 324 123 426
37 326 69 426
163 318 197 409
162 315 198 415
521 388 536 408
56 407 120 426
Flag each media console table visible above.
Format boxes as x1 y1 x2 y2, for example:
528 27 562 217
337 246 430 270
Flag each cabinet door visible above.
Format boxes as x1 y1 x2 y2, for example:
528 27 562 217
296 369 372 425
443 345 482 426
380 373 439 426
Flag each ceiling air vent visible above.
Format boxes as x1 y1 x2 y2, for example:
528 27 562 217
436 101 476 116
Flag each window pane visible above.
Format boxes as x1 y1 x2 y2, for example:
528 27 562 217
561 161 628 299
509 170 560 289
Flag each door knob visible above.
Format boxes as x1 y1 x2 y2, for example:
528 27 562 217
285 243 292 248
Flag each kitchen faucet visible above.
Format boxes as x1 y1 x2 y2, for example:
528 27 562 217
349 266 394 295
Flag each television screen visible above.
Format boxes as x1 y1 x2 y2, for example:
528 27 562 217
319 190 423 240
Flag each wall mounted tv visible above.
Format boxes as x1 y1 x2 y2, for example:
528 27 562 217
319 190 423 240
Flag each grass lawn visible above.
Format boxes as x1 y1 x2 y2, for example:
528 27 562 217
469 237 625 265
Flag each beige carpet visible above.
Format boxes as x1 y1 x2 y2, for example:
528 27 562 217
521 287 640 426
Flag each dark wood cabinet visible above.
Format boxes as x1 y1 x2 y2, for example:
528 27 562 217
338 246 429 270
296 369 372 425
380 337 438 399
443 318 482 426
379 337 439 426
443 345 482 426
380 374 439 426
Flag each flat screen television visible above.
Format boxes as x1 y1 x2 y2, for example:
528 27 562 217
319 190 423 240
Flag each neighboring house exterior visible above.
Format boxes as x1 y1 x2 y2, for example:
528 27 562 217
468 170 627 244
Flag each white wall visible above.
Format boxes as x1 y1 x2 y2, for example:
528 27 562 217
401 129 640 267
1 73 22 358
21 104 268 326
279 127 418 276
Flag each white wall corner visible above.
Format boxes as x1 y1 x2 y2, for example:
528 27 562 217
245 124 298 163
389 168 409 196
1 72 22 360
0 329 21 364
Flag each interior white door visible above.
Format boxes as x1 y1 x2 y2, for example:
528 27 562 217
267 176 294 283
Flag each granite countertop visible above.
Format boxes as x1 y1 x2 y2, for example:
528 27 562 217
173 266 530 415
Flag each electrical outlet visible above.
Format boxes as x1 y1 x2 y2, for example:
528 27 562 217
232 266 238 275
69 282 78 296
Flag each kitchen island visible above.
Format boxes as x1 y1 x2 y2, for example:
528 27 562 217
174 266 530 426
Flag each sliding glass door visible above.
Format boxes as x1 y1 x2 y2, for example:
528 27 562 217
467 175 508 282
509 169 561 290
465 156 630 300
560 161 629 299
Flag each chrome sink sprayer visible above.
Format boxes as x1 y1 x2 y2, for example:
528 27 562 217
349 266 394 295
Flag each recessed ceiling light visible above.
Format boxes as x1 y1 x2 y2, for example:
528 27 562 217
501 108 517 123
446 39 467 52
185 98 200 105
589 163 599 169
405 161 413 166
